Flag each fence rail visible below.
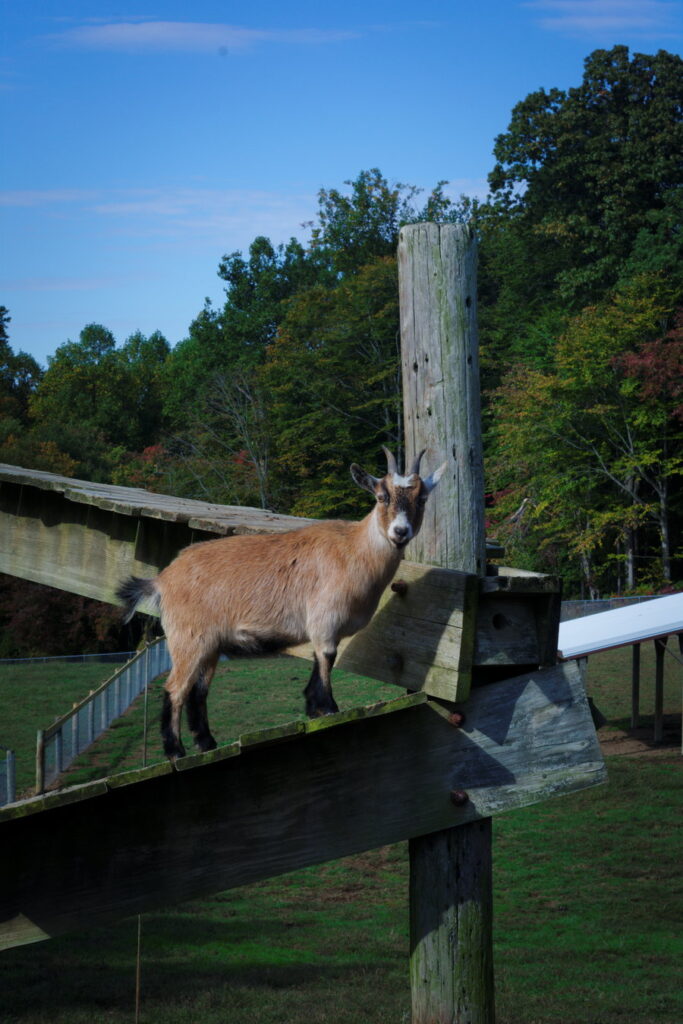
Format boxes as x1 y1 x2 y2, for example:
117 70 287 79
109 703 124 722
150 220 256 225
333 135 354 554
35 638 170 794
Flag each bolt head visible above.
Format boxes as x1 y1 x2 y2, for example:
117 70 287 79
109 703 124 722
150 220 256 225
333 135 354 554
450 789 469 807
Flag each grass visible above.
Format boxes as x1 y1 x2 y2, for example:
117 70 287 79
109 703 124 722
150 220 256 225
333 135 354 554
0 648 681 1023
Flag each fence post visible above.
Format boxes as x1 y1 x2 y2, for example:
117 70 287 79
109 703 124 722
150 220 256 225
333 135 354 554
6 750 15 805
36 729 45 795
398 222 495 1023
87 697 95 747
55 728 63 777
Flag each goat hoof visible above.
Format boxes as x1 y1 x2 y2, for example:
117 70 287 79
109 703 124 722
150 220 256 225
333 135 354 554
196 735 217 752
163 740 186 760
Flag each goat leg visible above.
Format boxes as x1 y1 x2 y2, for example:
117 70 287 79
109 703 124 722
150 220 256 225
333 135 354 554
303 650 339 717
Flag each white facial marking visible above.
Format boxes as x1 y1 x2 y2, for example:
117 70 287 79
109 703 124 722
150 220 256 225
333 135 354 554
388 510 413 546
392 473 416 488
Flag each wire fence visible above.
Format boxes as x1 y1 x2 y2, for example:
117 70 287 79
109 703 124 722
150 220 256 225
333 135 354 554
561 596 660 621
35 638 170 794
0 651 136 666
0 747 15 807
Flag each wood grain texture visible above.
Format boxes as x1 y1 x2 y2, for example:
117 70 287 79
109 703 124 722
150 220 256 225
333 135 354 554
398 223 486 576
0 663 605 951
410 819 494 1024
288 561 479 701
399 222 494 1024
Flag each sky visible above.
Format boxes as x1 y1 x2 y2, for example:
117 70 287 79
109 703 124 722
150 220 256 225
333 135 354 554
2 1 682 368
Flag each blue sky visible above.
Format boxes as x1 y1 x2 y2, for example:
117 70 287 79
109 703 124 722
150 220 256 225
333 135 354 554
2 1 682 367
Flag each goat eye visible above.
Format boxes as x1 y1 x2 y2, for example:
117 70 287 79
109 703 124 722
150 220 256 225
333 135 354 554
377 492 389 504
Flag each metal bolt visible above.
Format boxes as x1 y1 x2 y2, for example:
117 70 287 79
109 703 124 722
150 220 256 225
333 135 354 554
450 789 469 807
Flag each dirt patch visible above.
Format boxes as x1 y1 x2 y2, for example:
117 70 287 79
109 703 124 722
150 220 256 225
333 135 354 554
599 713 681 758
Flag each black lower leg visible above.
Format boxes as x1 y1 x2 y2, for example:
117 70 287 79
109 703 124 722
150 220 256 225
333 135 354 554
303 652 339 717
161 691 186 759
186 674 217 752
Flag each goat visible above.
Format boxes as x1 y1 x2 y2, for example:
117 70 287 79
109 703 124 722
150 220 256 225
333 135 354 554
116 447 446 760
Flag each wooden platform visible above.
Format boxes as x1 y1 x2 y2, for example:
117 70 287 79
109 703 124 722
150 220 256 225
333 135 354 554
0 464 561 703
0 661 606 951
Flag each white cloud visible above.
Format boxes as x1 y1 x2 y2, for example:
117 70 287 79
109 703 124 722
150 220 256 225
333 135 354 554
0 185 318 252
525 0 681 36
44 20 358 54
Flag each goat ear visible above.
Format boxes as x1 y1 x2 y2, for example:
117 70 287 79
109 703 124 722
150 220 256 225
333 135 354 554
350 463 381 495
422 461 448 493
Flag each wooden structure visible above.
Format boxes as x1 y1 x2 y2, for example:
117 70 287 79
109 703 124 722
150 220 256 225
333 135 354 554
0 462 560 704
0 664 602 952
0 224 606 1022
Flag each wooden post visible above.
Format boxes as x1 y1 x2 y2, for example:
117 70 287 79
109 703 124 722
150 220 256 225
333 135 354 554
399 223 494 1023
399 222 486 575
35 729 45 796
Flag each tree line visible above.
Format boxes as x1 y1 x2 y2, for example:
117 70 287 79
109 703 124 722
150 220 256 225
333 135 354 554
1 46 682 652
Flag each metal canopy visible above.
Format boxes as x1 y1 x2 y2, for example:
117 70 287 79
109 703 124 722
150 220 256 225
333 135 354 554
558 593 683 659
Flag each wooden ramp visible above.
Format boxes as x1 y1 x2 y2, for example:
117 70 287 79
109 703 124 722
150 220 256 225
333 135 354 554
0 661 606 952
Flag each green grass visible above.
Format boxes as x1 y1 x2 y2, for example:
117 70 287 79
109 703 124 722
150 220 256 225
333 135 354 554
0 660 123 795
0 650 681 1023
583 640 681 730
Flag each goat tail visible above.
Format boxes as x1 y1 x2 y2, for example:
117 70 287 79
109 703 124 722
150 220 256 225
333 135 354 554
116 575 159 623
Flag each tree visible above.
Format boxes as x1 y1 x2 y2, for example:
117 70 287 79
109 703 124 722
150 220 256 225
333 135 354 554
165 170 465 512
487 277 682 593
29 324 170 479
0 307 43 423
310 169 469 277
479 46 683 383
489 46 683 306
261 256 402 517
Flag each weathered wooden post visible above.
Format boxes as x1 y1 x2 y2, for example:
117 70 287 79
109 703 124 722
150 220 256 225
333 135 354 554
399 222 494 1023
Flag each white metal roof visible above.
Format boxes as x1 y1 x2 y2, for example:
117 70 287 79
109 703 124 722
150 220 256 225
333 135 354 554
557 593 683 659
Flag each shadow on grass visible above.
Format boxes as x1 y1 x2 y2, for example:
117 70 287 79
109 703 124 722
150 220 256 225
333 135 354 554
0 911 402 1020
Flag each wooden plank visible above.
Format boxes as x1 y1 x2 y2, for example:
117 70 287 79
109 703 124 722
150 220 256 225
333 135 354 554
287 562 479 701
0 463 312 535
0 657 605 951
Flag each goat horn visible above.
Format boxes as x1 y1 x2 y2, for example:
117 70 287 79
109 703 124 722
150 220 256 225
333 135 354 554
409 449 427 476
382 446 399 475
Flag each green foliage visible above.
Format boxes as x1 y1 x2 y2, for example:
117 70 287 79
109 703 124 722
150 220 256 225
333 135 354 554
487 276 683 593
28 324 169 479
261 256 401 516
0 306 43 427
489 46 683 306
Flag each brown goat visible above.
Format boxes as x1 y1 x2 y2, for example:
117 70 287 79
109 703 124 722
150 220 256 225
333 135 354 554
116 448 446 759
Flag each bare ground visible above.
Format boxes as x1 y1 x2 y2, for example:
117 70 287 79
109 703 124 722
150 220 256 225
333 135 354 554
598 712 681 758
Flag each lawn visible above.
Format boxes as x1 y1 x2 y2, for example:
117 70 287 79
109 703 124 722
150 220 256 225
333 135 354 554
0 647 681 1023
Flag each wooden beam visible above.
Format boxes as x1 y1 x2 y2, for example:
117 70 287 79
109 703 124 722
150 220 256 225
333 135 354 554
0 661 605 952
0 464 561 701
0 466 312 606
289 561 479 701
398 222 495 1024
